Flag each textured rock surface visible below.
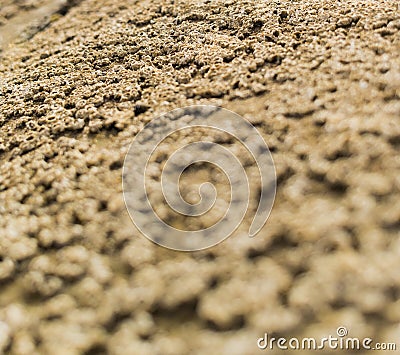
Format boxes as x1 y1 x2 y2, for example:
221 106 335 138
0 0 400 354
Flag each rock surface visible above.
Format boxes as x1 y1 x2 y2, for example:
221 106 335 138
0 0 400 354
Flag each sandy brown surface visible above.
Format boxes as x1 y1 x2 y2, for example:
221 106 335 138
0 0 400 354
0 0 74 50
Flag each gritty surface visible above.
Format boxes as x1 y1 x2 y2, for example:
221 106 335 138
0 0 400 354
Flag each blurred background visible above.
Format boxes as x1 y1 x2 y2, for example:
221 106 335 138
0 0 399 354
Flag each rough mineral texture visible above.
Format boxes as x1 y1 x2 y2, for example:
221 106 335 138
0 0 399 354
